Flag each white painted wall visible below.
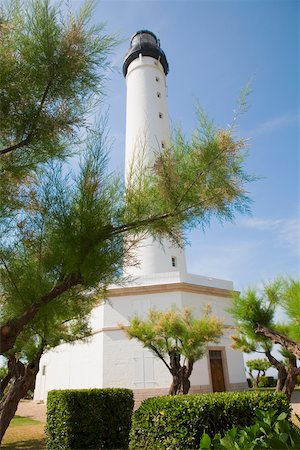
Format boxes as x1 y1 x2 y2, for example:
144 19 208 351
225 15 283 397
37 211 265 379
34 327 104 402
124 54 186 277
222 330 247 384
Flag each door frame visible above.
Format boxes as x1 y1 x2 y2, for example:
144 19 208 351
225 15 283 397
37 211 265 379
207 346 230 392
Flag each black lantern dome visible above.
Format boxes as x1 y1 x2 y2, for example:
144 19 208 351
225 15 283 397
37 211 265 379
123 30 169 77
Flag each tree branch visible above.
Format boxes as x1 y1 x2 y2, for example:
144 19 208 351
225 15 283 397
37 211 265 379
255 323 300 360
0 272 82 355
149 344 171 372
0 80 52 156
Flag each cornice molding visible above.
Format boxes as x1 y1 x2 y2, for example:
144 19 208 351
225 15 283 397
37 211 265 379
107 282 234 299
91 324 236 336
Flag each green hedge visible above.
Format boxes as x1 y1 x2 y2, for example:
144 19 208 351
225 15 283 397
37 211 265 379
46 388 134 450
129 391 291 450
258 375 277 388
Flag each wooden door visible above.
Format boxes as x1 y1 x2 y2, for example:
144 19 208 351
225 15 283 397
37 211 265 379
209 350 226 392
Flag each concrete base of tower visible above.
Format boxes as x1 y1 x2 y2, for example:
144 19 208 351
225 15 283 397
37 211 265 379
33 272 247 404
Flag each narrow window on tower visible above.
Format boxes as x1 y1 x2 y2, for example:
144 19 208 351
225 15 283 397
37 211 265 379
157 92 161 98
42 365 46 376
155 76 159 82
159 112 163 119
171 256 177 267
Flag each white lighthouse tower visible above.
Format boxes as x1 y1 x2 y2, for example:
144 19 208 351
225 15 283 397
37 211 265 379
33 31 248 405
123 30 186 277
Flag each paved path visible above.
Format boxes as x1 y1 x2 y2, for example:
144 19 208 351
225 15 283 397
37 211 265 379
16 400 46 423
292 391 300 416
16 391 300 424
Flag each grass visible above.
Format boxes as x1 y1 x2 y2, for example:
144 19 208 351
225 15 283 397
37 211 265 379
10 415 41 426
2 416 46 450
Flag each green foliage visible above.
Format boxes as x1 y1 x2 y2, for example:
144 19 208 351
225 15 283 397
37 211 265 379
0 0 116 183
246 359 271 373
199 409 300 449
230 277 300 389
257 376 277 388
124 116 253 246
0 127 122 362
282 278 300 342
230 277 300 345
46 388 134 450
129 391 290 450
0 364 7 380
124 307 223 364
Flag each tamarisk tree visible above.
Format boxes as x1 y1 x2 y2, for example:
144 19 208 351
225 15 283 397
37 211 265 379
122 307 223 395
0 284 97 441
230 277 300 399
246 358 271 388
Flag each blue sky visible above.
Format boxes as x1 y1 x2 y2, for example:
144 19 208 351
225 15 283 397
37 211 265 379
71 0 299 291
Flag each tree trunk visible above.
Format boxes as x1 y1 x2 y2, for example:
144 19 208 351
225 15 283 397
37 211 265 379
281 358 300 400
169 373 181 395
248 370 257 388
168 347 182 395
180 360 193 394
0 351 42 443
255 324 300 360
276 366 287 392
264 349 286 392
256 370 262 388
0 355 19 398
0 372 12 398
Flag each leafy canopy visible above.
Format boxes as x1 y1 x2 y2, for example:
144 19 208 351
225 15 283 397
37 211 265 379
230 277 300 351
246 358 271 373
0 0 117 217
122 306 224 365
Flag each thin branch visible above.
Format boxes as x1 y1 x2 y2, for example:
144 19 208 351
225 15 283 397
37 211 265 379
172 144 227 214
0 80 52 156
149 344 171 372
0 252 25 304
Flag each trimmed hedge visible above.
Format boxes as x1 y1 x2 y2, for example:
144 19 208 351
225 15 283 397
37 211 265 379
258 375 277 388
46 388 134 450
129 391 291 450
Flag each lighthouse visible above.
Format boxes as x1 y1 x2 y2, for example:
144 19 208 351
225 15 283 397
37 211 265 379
123 30 186 277
33 31 248 405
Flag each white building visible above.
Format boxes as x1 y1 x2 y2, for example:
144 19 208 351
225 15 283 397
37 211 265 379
34 31 247 405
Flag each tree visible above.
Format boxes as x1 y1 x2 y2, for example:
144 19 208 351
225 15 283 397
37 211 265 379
122 307 224 395
230 277 300 399
0 282 96 441
254 278 300 359
246 358 271 388
0 0 116 217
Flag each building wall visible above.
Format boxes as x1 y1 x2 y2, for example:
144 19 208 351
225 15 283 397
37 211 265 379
34 332 104 402
34 279 247 402
34 307 104 402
